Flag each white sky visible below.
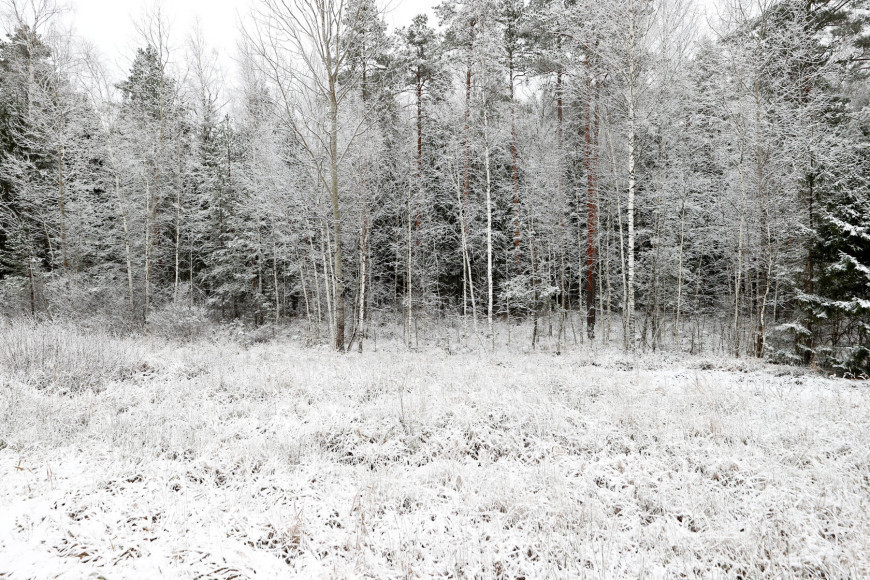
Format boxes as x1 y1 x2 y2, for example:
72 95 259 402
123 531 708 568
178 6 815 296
68 0 442 75
61 0 718 81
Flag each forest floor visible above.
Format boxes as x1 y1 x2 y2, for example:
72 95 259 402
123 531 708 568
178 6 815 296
1 322 869 579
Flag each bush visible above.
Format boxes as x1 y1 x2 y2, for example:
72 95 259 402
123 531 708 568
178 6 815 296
0 275 45 317
43 273 144 334
146 302 213 343
0 319 143 393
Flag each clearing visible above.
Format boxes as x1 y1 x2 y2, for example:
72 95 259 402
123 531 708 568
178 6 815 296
1 324 868 578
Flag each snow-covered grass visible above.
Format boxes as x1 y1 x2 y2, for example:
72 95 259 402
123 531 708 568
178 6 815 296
1 324 869 578
0 319 143 394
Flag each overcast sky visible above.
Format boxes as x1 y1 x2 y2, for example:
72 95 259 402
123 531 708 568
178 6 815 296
63 0 718 80
69 0 441 74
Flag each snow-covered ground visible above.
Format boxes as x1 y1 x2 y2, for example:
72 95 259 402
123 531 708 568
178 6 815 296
1 325 869 578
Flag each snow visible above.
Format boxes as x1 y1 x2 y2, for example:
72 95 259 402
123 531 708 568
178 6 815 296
828 216 870 243
837 252 870 280
1 333 869 578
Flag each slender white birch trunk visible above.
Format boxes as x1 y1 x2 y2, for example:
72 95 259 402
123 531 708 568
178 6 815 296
484 112 494 344
625 0 638 352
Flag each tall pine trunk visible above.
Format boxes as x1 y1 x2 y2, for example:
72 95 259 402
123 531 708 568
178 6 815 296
584 55 598 340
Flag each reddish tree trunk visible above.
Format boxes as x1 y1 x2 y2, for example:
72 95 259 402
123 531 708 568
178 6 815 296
585 58 599 339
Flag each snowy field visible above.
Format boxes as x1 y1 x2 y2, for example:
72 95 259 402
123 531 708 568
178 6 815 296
1 322 869 579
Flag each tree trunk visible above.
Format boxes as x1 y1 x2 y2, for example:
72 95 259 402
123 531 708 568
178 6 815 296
321 219 335 346
675 194 687 349
530 232 539 349
273 233 280 324
735 139 747 357
113 171 135 315
56 116 68 273
174 140 182 303
407 192 413 348
358 218 368 353
584 56 598 340
306 216 323 336
462 15 475 332
484 111 494 344
28 253 35 316
625 1 638 352
329 92 345 351
464 18 475 219
144 172 152 324
296 245 312 340
510 51 520 274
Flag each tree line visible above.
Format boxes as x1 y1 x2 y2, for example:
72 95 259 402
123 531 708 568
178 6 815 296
0 0 868 373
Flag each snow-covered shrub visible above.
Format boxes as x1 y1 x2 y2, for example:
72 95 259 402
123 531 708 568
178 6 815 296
0 319 143 393
146 302 213 343
0 275 45 317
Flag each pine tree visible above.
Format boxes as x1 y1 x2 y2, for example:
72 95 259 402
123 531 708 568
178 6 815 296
117 44 184 322
805 145 870 376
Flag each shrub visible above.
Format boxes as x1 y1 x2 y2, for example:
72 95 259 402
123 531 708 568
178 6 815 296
146 302 213 343
0 319 143 393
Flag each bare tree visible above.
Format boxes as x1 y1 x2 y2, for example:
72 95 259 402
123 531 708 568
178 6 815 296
246 0 367 351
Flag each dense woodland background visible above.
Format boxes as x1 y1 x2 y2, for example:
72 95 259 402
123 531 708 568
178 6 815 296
0 0 867 373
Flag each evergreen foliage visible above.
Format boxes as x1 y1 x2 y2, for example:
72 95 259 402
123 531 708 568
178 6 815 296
0 0 866 369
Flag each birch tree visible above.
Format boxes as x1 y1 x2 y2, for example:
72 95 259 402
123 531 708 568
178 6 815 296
247 0 367 351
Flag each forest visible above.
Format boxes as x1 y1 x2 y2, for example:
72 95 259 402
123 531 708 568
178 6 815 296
4 1 870 576
0 0 868 374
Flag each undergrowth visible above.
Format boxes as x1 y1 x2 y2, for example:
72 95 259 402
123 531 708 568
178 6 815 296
0 323 868 578
0 319 143 393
